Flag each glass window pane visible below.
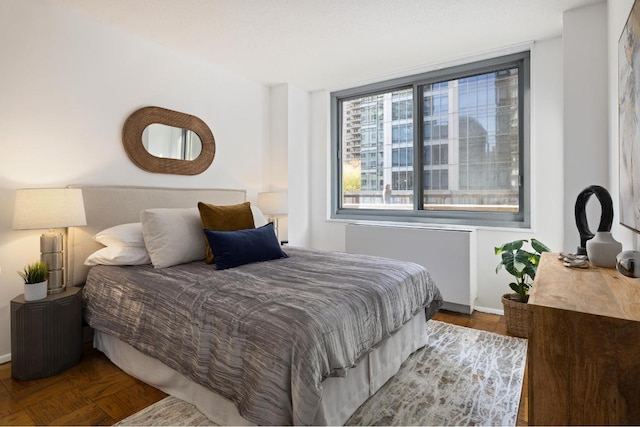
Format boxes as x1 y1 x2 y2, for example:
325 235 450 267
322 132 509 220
340 88 413 209
423 67 519 212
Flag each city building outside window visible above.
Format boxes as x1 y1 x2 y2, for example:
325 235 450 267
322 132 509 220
331 51 530 228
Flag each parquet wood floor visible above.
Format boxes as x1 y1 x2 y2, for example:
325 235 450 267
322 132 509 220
0 310 527 426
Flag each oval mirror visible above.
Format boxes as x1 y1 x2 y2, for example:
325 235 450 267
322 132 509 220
123 106 215 175
142 123 203 161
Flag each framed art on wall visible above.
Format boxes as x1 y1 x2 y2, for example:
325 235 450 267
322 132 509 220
619 0 640 233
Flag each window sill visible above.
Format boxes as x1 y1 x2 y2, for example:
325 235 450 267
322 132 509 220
325 216 533 234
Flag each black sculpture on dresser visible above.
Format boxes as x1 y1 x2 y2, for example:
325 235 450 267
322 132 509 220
575 185 614 255
574 185 622 268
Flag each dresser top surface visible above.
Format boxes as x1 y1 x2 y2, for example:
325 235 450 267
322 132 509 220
529 252 640 322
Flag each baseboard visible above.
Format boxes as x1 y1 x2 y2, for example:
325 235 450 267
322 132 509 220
0 353 11 364
474 305 504 316
441 301 473 314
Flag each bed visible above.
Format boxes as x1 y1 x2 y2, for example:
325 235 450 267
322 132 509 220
69 185 443 426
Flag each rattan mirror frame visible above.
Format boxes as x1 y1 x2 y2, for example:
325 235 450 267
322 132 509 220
122 106 215 175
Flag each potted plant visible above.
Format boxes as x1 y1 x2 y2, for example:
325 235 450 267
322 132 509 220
18 261 49 301
495 238 550 338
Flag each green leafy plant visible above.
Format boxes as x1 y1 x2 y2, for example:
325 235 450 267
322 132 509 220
17 261 49 284
495 239 550 303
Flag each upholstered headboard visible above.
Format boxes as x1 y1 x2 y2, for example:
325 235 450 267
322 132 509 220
67 185 246 286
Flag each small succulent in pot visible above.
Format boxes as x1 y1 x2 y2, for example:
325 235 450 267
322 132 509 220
17 261 49 284
495 239 550 303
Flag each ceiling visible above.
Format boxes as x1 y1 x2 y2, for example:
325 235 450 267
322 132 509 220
53 0 603 91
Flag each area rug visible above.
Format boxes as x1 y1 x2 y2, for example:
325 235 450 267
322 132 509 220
115 320 527 426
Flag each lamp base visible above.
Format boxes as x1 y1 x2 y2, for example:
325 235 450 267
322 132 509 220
47 286 66 295
40 232 66 295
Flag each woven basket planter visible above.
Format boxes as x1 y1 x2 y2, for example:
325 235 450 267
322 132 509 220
501 293 529 338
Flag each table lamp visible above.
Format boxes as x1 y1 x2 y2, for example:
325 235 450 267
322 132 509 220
13 188 87 294
257 191 288 241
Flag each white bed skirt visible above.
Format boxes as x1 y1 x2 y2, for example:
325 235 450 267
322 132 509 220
95 312 427 426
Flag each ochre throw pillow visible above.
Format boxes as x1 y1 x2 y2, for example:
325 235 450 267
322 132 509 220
197 201 255 264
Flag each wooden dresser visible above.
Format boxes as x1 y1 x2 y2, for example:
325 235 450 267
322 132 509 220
528 252 640 425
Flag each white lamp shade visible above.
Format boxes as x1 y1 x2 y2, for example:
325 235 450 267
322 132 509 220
13 188 87 230
257 191 288 215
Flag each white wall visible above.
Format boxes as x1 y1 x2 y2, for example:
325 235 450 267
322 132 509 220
309 90 347 251
269 85 290 190
267 84 290 241
563 2 610 253
0 0 270 361
287 85 312 247
266 83 311 246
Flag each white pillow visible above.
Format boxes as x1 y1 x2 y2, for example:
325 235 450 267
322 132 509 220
84 246 151 266
141 207 206 269
93 223 145 247
251 205 268 227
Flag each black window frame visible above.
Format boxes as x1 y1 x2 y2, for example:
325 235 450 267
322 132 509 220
331 51 531 228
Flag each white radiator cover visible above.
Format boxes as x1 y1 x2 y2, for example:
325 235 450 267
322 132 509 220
345 224 477 314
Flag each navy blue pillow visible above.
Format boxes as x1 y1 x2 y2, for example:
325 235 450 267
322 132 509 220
203 223 288 270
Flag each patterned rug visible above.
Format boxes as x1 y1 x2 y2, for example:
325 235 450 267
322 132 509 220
115 320 527 426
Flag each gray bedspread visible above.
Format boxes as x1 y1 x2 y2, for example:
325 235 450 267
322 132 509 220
83 246 442 425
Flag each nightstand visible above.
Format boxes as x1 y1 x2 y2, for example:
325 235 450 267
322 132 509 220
10 286 83 380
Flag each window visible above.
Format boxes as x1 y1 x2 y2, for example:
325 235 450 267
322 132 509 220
332 52 530 227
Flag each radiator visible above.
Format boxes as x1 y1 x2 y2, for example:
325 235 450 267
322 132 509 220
345 224 477 314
